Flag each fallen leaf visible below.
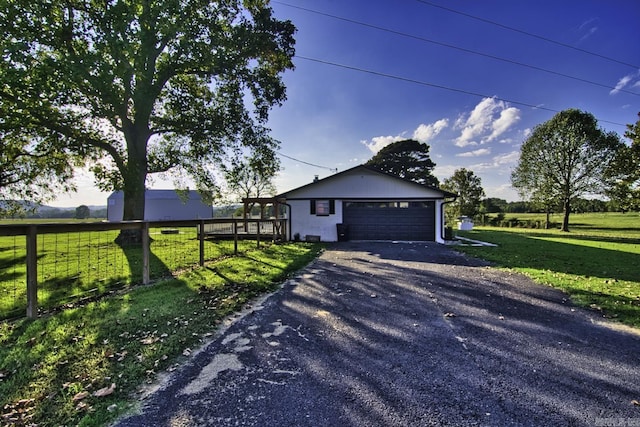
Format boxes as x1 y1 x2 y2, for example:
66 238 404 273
72 391 89 401
93 383 116 397
75 401 90 411
140 337 158 345
632 399 640 406
444 312 456 318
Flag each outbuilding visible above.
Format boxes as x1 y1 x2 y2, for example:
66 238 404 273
276 165 457 243
107 189 212 222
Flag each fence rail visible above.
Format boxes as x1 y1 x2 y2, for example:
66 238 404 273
0 218 288 319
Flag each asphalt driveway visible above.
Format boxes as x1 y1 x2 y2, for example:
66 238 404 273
115 241 640 426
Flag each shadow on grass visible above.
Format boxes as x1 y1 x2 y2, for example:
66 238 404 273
456 230 640 327
1 240 174 320
526 231 640 246
0 275 209 427
566 288 640 322
205 265 241 287
244 255 287 271
459 230 639 283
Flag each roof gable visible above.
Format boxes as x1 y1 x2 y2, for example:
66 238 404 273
278 165 456 199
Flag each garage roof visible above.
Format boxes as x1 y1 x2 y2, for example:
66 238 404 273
277 165 458 200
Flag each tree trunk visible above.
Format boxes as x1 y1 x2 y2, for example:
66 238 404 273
545 208 551 229
561 198 571 232
115 125 150 245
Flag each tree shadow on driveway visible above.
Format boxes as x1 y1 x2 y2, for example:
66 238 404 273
115 241 640 427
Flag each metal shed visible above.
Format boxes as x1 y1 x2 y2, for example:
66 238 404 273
107 190 212 222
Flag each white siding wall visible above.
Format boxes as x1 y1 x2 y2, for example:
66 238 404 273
289 200 343 242
286 169 444 199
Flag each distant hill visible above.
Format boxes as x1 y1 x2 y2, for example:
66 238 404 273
0 200 108 219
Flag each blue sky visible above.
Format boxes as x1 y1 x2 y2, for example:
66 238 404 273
52 0 640 206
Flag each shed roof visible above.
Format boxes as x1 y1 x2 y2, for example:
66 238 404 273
107 189 205 200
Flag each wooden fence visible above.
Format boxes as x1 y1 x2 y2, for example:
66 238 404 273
0 218 287 319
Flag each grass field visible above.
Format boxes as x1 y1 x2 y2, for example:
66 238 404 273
455 212 640 328
0 225 260 319
0 241 323 426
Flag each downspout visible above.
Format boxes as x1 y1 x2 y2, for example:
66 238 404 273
440 196 458 242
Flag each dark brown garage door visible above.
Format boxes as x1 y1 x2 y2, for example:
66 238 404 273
343 201 435 241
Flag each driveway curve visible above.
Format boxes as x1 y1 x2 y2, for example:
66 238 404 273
115 241 640 427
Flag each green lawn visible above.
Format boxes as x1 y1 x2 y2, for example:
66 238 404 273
0 242 323 426
0 226 259 319
455 212 640 328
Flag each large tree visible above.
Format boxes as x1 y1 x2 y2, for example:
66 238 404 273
0 0 295 241
366 139 439 187
441 168 485 222
511 109 622 231
607 112 640 212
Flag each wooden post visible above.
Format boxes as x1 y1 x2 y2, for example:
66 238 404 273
233 220 238 255
272 219 276 242
142 222 150 285
26 225 38 318
256 219 260 248
199 220 205 266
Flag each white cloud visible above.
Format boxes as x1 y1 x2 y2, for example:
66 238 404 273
362 118 449 154
455 126 480 147
493 151 520 166
433 164 458 181
488 107 520 142
454 97 520 147
578 18 598 43
413 118 448 143
466 150 520 173
361 135 404 154
486 183 520 202
457 148 491 157
610 70 640 95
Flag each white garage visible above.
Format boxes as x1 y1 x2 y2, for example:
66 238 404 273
276 165 456 243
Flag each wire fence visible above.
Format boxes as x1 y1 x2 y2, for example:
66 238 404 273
0 219 287 320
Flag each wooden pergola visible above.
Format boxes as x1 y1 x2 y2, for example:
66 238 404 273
241 197 289 240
